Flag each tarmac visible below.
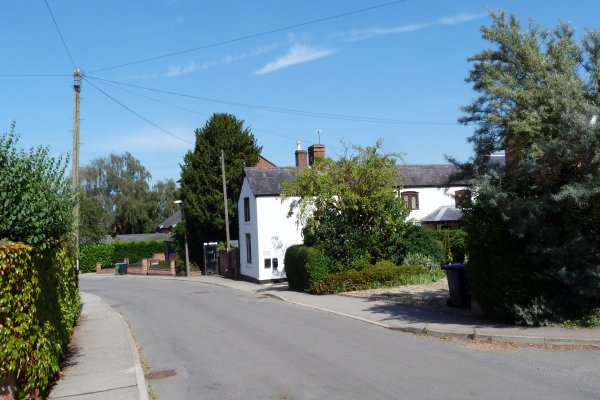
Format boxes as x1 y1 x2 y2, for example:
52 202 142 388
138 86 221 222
50 273 600 400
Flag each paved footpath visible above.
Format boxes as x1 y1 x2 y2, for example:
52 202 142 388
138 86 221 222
49 292 148 400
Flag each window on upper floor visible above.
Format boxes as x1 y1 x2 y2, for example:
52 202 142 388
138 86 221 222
244 197 250 222
400 191 419 211
455 189 472 209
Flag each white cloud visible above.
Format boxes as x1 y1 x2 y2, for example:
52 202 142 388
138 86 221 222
254 44 336 75
330 12 487 42
130 44 279 80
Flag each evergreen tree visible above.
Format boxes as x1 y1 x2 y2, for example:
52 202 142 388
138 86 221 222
180 113 261 262
458 11 600 325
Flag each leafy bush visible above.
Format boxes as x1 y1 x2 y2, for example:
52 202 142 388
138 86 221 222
399 224 444 265
0 124 74 249
284 245 330 292
431 229 468 263
312 263 442 295
402 252 440 271
79 244 114 272
0 241 80 398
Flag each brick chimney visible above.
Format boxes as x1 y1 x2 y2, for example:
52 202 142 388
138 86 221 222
307 144 325 166
295 141 308 167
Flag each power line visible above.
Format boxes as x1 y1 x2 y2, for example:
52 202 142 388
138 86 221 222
82 76 194 145
43 0 76 68
86 75 457 126
87 0 409 74
90 77 319 145
0 73 71 77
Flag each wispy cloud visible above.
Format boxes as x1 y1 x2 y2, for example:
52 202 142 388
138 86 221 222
254 44 336 75
330 12 487 42
131 44 279 79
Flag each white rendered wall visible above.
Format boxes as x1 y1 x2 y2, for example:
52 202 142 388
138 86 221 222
238 178 259 280
401 186 469 221
255 196 303 281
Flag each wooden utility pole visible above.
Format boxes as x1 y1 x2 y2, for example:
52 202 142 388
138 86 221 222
221 150 231 251
72 67 81 281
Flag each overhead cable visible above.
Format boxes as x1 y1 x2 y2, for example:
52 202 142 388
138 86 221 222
83 76 194 145
86 76 457 126
43 0 76 68
87 0 409 74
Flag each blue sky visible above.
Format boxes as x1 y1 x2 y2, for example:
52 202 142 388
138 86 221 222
2 0 599 183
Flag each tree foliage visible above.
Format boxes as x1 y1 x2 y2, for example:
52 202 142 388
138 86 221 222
282 141 441 270
0 123 74 248
180 113 261 261
80 153 177 237
459 11 600 325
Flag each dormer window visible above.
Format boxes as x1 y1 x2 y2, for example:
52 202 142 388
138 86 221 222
401 191 419 211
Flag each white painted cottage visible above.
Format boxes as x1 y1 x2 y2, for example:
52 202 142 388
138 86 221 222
237 143 491 283
238 167 302 283
397 164 471 230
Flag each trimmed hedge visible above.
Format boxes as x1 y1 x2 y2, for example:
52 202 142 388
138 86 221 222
284 245 330 292
312 263 444 295
0 241 80 398
80 240 167 272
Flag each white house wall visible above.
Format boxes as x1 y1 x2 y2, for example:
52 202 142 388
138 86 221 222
255 196 302 281
238 177 303 282
402 186 468 221
238 178 259 280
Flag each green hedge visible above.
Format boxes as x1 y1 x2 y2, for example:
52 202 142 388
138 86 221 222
0 241 80 398
312 263 443 295
284 245 330 292
80 240 167 272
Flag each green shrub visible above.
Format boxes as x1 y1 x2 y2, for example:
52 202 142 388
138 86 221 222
79 244 114 272
402 252 440 271
284 245 330 292
312 263 442 295
400 224 444 265
0 125 74 249
431 229 468 263
0 241 80 398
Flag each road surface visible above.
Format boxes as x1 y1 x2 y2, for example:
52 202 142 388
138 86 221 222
81 276 600 400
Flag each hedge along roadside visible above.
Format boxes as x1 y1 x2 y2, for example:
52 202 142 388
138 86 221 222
0 241 80 399
79 239 167 272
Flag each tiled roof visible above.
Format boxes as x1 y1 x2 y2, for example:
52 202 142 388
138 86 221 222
243 167 297 196
396 164 470 187
421 206 464 222
157 210 181 231
243 163 471 196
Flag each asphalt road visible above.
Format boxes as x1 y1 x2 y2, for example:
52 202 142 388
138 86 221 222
81 276 600 400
